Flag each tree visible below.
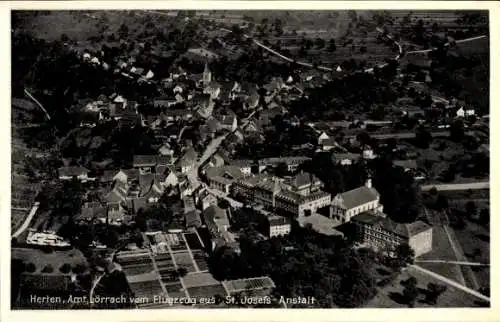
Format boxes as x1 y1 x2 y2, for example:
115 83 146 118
415 126 432 148
59 263 72 274
435 194 449 211
393 244 415 268
425 283 447 305
41 264 54 273
327 39 337 52
177 267 188 277
465 201 477 218
25 262 36 273
449 120 465 142
72 264 87 274
118 23 129 39
402 276 419 307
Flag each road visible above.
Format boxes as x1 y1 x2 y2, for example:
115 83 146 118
421 181 489 191
204 184 244 209
410 265 489 303
24 88 51 120
406 35 488 55
415 260 489 267
12 202 40 238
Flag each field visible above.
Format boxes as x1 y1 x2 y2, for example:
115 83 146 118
12 247 88 274
416 223 465 285
366 266 487 308
452 218 490 290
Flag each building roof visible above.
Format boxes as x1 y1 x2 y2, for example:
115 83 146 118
223 276 276 294
133 155 157 167
290 172 321 190
185 210 202 228
77 202 107 221
179 148 198 166
339 186 379 210
206 165 244 183
58 166 89 177
331 153 361 162
353 213 432 239
268 215 290 226
393 159 418 170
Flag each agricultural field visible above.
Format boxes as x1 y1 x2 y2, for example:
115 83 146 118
366 265 487 308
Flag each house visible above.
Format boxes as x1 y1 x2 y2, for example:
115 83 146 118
288 172 323 196
219 115 238 132
204 82 221 100
206 165 244 194
197 189 218 211
185 210 202 229
317 132 330 145
58 166 92 182
331 153 361 166
393 160 419 172
352 213 433 257
75 202 107 223
202 205 235 250
330 179 384 223
320 138 337 151
267 215 291 237
230 159 253 176
258 156 311 173
177 148 198 173
456 106 475 118
140 176 165 204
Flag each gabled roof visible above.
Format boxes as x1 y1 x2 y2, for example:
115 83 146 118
290 172 321 190
58 166 89 177
338 186 379 209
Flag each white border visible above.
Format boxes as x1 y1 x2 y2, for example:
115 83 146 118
1 2 499 322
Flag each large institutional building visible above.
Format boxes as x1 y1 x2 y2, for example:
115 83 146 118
330 179 384 223
351 213 433 257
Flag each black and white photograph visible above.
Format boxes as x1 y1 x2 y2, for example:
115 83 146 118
8 2 494 315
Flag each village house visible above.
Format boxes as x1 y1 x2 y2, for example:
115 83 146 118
202 205 236 251
266 215 291 237
320 138 337 151
218 115 238 132
75 202 107 224
456 106 475 118
330 179 384 223
230 159 253 176
176 148 198 173
206 165 244 194
352 213 433 257
197 189 218 211
331 153 361 166
57 166 93 182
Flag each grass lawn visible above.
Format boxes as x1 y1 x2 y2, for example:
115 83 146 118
365 266 487 308
452 219 490 290
416 225 465 285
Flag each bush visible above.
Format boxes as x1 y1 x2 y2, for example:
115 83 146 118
59 263 72 274
41 264 54 273
24 262 36 273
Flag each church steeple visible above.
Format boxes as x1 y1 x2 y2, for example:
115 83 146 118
203 61 212 86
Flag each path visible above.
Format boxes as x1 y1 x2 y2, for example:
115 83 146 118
410 265 489 303
421 181 489 191
24 89 51 120
12 202 40 238
204 184 244 209
415 260 489 267
406 35 488 55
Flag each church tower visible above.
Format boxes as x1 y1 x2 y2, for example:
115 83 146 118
203 61 212 86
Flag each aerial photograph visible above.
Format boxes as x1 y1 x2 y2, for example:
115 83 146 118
11 9 490 309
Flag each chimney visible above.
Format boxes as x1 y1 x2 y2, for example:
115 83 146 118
365 178 372 189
